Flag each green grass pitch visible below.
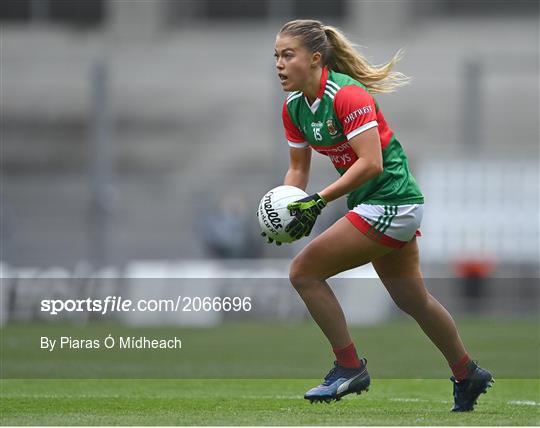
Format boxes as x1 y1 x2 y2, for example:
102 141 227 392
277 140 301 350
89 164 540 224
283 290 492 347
1 318 539 425
1 379 539 425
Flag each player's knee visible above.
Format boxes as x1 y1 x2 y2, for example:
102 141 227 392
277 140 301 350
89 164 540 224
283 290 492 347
289 256 307 291
289 255 318 292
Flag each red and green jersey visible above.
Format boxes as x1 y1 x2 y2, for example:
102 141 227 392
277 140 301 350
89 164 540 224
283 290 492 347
282 67 424 208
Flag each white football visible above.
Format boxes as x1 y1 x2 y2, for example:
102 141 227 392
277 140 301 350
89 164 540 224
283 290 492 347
257 185 308 243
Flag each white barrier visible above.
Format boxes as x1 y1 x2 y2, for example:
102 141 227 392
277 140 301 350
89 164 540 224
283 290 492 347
1 259 392 326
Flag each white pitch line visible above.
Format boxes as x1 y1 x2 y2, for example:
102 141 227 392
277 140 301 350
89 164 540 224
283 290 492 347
390 398 421 402
390 398 451 404
507 400 539 406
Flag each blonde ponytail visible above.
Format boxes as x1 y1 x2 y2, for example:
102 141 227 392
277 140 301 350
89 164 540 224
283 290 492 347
323 25 409 94
279 20 409 94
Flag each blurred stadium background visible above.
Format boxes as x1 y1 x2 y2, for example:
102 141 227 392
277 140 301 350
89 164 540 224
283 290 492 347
1 0 539 373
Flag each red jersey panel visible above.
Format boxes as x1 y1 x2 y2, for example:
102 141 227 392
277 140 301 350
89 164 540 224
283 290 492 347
333 85 393 150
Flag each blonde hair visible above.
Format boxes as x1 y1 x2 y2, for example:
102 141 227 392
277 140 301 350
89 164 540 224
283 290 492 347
279 19 409 94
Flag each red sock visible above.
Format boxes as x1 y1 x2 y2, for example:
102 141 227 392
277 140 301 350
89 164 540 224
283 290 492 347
450 354 472 381
333 343 361 369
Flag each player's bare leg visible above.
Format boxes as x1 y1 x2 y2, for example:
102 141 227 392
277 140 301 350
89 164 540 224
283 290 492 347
289 217 391 348
372 238 494 411
289 217 391 402
371 237 468 364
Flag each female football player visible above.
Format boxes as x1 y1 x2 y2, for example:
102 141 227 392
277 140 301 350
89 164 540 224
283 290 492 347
265 19 493 411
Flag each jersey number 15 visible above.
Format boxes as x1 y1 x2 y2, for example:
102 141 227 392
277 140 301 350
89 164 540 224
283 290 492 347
313 127 322 141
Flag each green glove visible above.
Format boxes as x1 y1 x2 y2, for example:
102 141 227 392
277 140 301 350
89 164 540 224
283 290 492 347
286 193 327 240
261 231 282 246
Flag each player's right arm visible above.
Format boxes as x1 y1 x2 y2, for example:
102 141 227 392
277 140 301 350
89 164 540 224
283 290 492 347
282 101 311 190
284 146 311 191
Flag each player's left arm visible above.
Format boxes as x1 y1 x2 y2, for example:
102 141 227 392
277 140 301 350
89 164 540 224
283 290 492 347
318 85 383 202
286 125 384 240
318 127 383 202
